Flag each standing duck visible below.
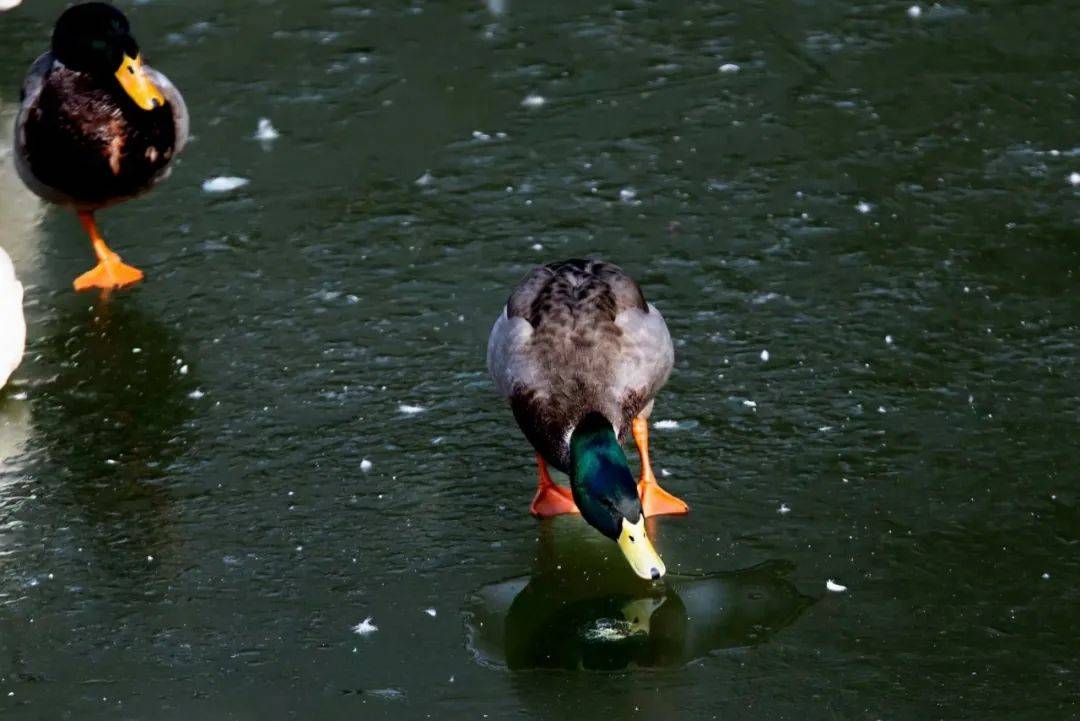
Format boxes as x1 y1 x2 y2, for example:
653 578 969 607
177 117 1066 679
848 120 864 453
0 247 25 390
487 259 688 580
15 2 187 291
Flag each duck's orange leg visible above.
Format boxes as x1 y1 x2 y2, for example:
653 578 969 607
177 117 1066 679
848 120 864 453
530 453 579 517
73 211 144 291
633 417 689 517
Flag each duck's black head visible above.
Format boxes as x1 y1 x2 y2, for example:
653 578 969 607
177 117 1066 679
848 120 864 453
51 3 164 110
53 3 136 75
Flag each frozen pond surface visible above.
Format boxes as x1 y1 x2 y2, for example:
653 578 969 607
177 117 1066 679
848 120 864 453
0 0 1078 718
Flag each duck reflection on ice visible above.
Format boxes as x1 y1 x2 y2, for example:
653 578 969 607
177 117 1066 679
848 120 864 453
466 524 813 670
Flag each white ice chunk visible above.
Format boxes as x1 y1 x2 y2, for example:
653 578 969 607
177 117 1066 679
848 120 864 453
826 579 847 592
415 171 435 187
360 459 373 472
718 63 740 73
778 503 791 514
885 334 894 345
619 188 637 202
398 404 426 414
856 201 872 214
907 5 922 18
255 118 280 142
653 420 680 429
202 176 249 193
188 389 205 399
424 608 437 617
742 399 757 408
1069 172 1080 186
521 94 547 109
352 617 378 635
760 349 770 362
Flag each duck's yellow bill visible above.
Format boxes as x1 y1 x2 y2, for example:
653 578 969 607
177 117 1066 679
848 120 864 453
617 517 666 580
115 54 165 111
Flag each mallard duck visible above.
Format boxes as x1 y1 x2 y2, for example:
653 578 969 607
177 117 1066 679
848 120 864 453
15 2 187 291
0 247 25 390
487 258 688 580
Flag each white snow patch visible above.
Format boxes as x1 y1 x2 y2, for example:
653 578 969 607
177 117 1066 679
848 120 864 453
718 63 740 73
202 176 249 193
619 188 637 202
531 243 544 251
352 617 378 635
885 334 894 345
188 389 205 399
424 608 437 617
360 459 373 472
760 349 770 362
778 503 791 514
1042 572 1050 580
472 130 492 141
1068 172 1080 186
521 94 547 109
398 404 426 414
179 364 189 375
856 201 873 214
415 171 435 187
826 579 847 592
255 118 280 142
907 5 922 18
653 420 680 429
742 399 757 408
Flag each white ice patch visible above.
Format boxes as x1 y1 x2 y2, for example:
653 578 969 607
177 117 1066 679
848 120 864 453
424 608 437 617
581 618 645 642
653 420 680 429
398 404 426 414
202 176 249 193
856 201 873 214
521 94 547 109
415 171 435 187
742 399 757 408
188 389 205 399
778 503 791 514
619 188 637 202
760 349 770 362
1069 172 1080 186
885 334 894 345
718 63 740 73
826 579 847 592
907 5 922 18
360 459 373 472
254 118 280 142
352 617 378 635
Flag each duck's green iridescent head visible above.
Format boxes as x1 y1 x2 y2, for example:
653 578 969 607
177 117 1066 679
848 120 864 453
52 3 165 111
570 412 665 580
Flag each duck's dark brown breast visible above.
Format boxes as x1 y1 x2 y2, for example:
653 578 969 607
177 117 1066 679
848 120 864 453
23 67 176 207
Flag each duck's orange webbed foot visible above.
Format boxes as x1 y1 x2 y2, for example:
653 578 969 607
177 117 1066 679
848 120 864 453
530 453 579 517
73 212 144 291
632 417 689 517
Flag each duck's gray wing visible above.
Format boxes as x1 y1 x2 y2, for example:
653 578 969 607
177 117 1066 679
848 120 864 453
613 302 674 414
145 66 188 154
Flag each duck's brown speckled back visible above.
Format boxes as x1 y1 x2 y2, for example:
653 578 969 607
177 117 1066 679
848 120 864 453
488 259 674 472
